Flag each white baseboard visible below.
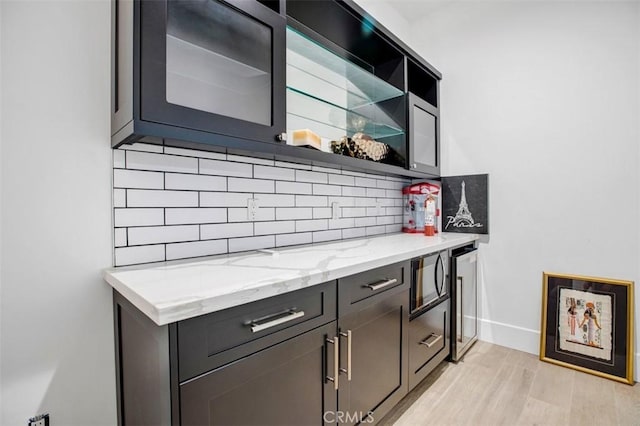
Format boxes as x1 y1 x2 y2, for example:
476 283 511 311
477 317 540 355
477 317 639 382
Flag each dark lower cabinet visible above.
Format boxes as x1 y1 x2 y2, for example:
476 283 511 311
180 321 337 426
337 290 408 425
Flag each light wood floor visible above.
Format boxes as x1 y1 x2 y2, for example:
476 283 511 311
380 340 640 426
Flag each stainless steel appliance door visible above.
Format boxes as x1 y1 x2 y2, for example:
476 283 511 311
411 251 447 314
453 249 478 360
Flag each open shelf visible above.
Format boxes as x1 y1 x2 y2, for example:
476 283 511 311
287 88 404 142
286 27 403 109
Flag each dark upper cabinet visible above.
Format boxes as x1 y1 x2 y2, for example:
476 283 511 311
407 60 441 176
112 0 444 178
113 0 286 148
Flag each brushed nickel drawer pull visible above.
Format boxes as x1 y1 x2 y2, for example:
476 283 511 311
247 309 305 333
326 336 339 390
364 278 398 291
420 333 443 348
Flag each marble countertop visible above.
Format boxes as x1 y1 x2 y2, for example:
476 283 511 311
103 233 478 325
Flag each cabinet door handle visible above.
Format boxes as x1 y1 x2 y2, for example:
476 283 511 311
247 309 305 333
420 333 443 348
326 336 339 390
339 330 352 381
364 278 398 291
458 276 464 343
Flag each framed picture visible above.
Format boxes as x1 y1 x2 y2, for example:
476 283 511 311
540 272 634 384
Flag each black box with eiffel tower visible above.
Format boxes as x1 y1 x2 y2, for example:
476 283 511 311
441 174 489 234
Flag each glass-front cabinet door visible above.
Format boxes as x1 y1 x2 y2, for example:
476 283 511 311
408 92 440 176
139 0 286 144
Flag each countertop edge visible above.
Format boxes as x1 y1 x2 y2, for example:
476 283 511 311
105 233 479 325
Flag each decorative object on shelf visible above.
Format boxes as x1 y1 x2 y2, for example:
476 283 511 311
441 174 489 234
290 128 322 151
330 133 389 162
540 272 634 384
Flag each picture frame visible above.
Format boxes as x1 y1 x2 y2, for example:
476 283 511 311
540 272 634 384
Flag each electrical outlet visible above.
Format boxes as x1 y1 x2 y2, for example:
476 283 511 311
331 202 340 220
28 413 49 426
247 198 259 221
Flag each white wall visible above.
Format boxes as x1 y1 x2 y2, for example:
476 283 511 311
410 1 640 372
354 0 412 46
0 1 115 425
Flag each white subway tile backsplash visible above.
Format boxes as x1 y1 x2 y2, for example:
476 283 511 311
113 150 125 168
276 207 312 220
313 184 341 196
341 207 366 218
328 196 355 207
228 207 275 222
113 189 126 208
165 173 226 191
114 169 164 189
296 219 328 232
276 232 312 247
127 151 198 173
356 217 377 227
119 142 163 153
328 174 354 186
200 159 252 177
313 230 342 243
112 148 411 266
342 186 366 197
274 160 311 170
166 208 226 225
254 165 295 181
227 154 274 166
296 195 328 207
115 245 165 266
355 177 377 188
342 227 366 239
201 222 253 239
128 225 199 245
312 207 332 219
366 188 386 197
276 181 312 194
164 146 226 160
376 216 395 225
114 228 127 247
385 224 402 233
115 208 164 227
228 235 275 253
228 178 274 193
296 170 328 184
200 192 251 207
311 165 337 173
253 193 295 207
366 225 386 236
127 190 198 207
255 221 295 235
329 218 355 229
166 239 227 260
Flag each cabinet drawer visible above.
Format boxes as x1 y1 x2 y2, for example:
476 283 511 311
338 261 409 316
177 281 337 381
408 298 449 389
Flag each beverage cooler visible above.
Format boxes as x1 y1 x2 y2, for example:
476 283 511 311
451 245 478 361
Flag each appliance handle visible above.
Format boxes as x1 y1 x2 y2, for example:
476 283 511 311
420 333 443 348
435 254 445 297
457 276 464 343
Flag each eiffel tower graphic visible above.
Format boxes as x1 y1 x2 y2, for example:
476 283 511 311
452 181 475 225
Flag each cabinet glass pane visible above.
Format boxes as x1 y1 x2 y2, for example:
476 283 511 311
413 105 437 167
166 0 272 125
